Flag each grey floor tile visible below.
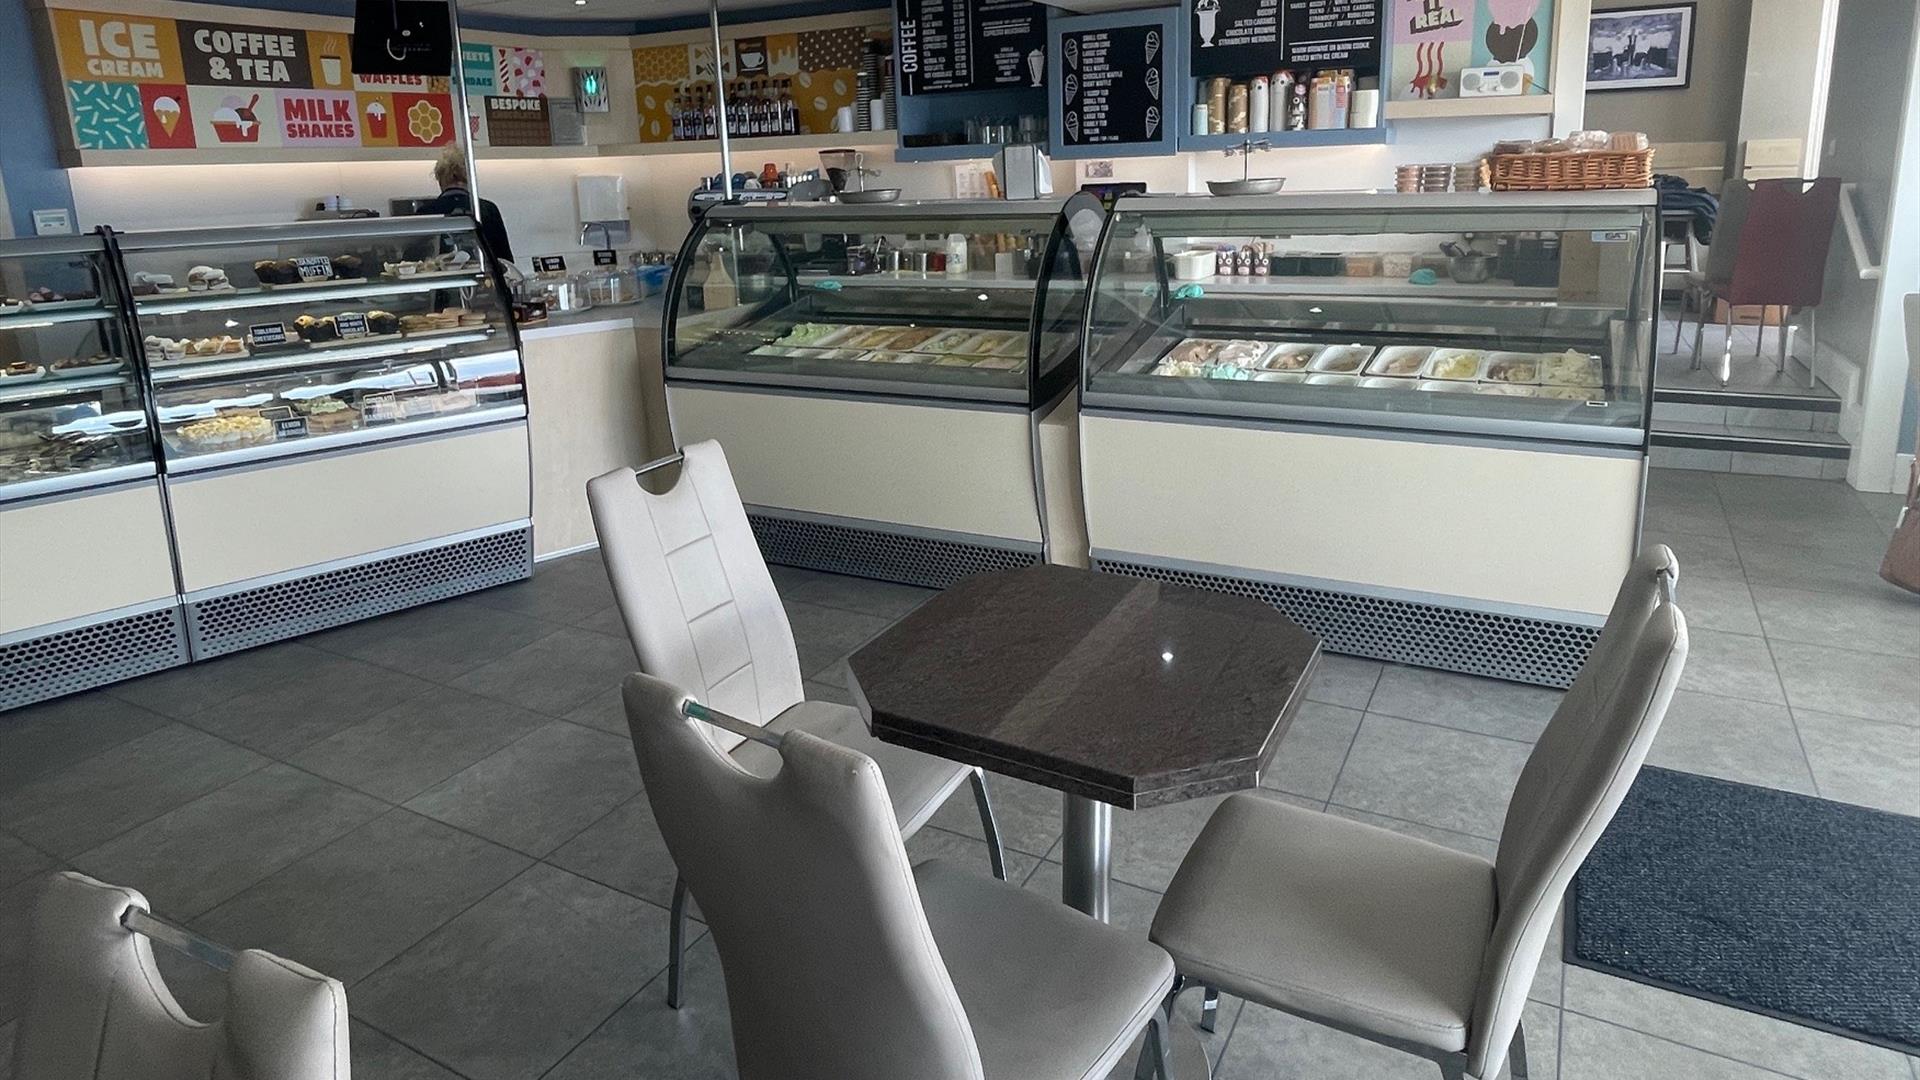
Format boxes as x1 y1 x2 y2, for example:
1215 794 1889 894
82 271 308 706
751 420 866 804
353 863 669 1080
1675 575 1765 636
110 640 331 720
1793 709 1920 817
309 597 563 682
1750 584 1920 659
545 793 680 909
0 833 54 892
1562 967 1911 1080
542 934 735 1080
185 651 437 760
1330 715 1531 840
1641 531 1744 582
291 689 550 803
1736 536 1900 598
801 679 856 706
1676 629 1785 705
73 763 385 918
1367 665 1562 742
0 724 267 858
1856 490 1906 529
1216 999 1468 1079
1646 691 1817 794
351 1021 465 1080
406 722 642 857
571 603 630 639
1640 500 1731 541
782 572 935 620
0 692 170 793
466 553 617 625
1110 791 1231 894
906 823 1042 884
784 600 892 681
1259 701 1361 802
194 809 531 984
449 627 638 717
562 686 632 737
0 876 44 1026
1770 640 1920 727
928 770 1065 859
0 1017 13 1079
1726 511 1887 553
1304 653 1383 710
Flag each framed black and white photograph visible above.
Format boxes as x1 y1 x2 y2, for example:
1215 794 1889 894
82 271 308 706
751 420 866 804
1586 3 1696 91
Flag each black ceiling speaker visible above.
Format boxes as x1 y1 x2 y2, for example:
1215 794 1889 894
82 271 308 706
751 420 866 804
353 0 453 76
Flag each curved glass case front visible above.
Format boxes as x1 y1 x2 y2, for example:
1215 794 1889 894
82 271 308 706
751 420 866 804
117 217 522 471
664 195 1106 406
1082 191 1659 446
0 233 150 500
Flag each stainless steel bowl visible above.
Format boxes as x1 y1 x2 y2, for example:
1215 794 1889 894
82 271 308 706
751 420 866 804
840 188 902 204
1207 178 1286 196
1449 253 1496 284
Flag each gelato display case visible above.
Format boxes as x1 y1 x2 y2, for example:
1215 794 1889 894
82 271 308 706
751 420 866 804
662 195 1105 586
116 217 533 661
1 232 182 709
1079 191 1659 687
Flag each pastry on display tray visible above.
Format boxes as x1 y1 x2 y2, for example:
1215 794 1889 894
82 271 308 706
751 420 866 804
1367 346 1432 377
0 362 46 383
1257 344 1320 371
128 271 183 296
1309 345 1374 373
175 413 273 450
0 297 27 314
184 266 230 292
297 396 360 433
1538 350 1602 387
48 354 122 378
184 335 247 358
1422 349 1485 381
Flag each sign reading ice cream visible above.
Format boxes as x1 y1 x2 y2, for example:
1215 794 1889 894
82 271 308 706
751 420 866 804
51 10 185 82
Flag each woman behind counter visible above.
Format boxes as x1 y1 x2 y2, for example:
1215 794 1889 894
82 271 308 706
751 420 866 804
420 146 515 271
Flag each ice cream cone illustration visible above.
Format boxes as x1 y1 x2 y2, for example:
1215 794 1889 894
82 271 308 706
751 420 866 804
366 100 388 138
152 96 181 136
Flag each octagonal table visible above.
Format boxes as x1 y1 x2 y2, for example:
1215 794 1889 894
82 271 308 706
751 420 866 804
847 563 1321 923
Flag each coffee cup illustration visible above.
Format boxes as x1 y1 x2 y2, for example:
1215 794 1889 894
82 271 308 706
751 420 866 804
211 94 262 143
1196 0 1221 46
321 56 343 84
366 99 388 138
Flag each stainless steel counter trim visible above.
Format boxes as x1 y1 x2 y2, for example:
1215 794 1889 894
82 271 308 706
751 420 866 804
136 274 490 317
116 216 482 251
0 462 159 506
163 407 528 478
700 197 1082 224
0 305 120 330
179 518 534 604
1112 190 1660 212
745 503 1043 554
1092 547 1610 627
665 374 1032 412
150 339 506 385
1080 401 1647 458
0 596 181 649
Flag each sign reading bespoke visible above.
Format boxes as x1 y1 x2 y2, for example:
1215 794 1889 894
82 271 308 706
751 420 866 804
178 20 313 87
1060 22 1166 147
896 0 1045 94
483 94 552 146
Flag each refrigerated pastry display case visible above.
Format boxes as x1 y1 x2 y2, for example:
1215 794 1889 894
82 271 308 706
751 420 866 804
1079 191 1658 688
0 232 184 710
662 194 1105 587
116 217 533 660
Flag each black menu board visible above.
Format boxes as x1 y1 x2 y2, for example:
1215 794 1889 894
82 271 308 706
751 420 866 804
1189 0 1280 79
1284 0 1381 69
1060 22 1167 147
897 0 1047 94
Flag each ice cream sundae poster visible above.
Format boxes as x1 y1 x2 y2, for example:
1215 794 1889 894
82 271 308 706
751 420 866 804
1389 0 1553 101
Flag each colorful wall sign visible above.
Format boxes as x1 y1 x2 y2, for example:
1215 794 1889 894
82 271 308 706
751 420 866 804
1389 0 1554 100
631 26 877 143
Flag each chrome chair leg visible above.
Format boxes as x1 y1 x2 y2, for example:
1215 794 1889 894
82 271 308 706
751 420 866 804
1133 1009 1176 1080
1691 294 1708 369
969 768 1008 881
1778 306 1792 373
1720 304 1736 386
1671 290 1689 354
1509 1019 1531 1079
667 876 690 1009
1198 985 1220 1033
1807 306 1819 389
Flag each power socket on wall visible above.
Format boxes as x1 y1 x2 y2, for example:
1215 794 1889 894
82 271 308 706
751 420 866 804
32 209 74 236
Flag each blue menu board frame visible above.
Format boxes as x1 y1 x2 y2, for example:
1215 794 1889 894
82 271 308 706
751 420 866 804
1048 7 1183 159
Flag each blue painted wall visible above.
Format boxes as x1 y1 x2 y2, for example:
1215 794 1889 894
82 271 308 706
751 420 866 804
1 0 78 237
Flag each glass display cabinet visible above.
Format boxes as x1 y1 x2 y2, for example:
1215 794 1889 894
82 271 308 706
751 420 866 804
115 217 533 660
1078 191 1659 688
1 232 182 710
663 194 1105 586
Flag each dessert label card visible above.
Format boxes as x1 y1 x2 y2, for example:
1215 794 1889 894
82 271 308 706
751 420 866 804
249 321 289 348
294 256 335 282
334 311 370 338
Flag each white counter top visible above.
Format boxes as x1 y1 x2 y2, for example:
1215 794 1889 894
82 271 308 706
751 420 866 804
517 297 664 342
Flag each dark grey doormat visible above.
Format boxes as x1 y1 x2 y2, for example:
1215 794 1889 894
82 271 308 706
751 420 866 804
1567 766 1920 1055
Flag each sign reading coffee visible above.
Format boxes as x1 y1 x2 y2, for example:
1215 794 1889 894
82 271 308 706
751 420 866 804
1060 22 1166 147
178 21 313 86
896 0 1045 94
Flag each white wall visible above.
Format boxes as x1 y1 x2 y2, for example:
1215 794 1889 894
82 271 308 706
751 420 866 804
1736 0 1831 176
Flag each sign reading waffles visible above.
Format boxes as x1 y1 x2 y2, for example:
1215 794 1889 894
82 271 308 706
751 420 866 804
43 7 485 156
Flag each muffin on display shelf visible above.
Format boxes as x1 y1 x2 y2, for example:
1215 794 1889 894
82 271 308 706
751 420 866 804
366 310 401 336
297 396 360 433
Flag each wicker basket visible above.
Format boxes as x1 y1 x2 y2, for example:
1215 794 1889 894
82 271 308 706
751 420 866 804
1489 149 1655 191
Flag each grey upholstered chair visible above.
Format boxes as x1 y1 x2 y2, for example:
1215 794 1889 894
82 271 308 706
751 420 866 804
586 440 1006 1007
11 871 350 1080
1150 545 1688 1080
621 671 1179 1080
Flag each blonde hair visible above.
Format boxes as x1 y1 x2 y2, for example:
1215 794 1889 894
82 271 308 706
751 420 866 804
433 145 468 189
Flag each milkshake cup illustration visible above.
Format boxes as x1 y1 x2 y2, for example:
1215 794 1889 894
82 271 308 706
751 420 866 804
1196 0 1220 46
152 95 182 136
366 100 389 138
1026 48 1044 86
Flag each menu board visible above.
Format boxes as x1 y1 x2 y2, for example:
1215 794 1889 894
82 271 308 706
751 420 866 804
42 7 569 156
896 0 1046 95
1059 22 1166 147
1191 0 1383 78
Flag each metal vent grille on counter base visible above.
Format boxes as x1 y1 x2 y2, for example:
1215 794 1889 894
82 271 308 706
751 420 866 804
1 607 189 712
187 527 533 660
748 513 1039 590
1095 557 1600 690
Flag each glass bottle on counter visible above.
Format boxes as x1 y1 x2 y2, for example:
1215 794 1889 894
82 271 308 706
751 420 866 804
703 93 717 139
781 80 800 134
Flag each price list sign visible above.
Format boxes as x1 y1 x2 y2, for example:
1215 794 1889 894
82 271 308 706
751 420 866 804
1191 0 1382 78
1284 0 1381 69
897 0 1045 94
1060 23 1167 147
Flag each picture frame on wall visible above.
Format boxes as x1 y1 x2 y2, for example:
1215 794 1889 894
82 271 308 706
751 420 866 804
1586 3 1696 91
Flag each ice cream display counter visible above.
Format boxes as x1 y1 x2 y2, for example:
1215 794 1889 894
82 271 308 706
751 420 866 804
1079 191 1659 687
662 195 1105 586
